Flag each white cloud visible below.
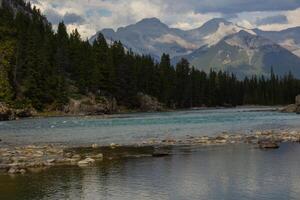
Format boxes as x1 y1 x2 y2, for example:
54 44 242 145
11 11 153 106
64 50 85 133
30 0 300 38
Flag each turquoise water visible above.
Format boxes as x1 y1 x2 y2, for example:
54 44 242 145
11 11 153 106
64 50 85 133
0 107 299 146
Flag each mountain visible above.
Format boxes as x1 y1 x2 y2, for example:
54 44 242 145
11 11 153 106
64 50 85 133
91 17 300 78
173 30 300 78
91 18 191 59
254 27 300 57
90 17 254 59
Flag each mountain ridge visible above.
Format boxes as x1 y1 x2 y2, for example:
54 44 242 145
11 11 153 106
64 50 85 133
90 17 300 78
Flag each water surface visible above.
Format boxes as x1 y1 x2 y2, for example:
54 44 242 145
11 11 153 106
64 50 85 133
1 144 300 200
0 108 299 146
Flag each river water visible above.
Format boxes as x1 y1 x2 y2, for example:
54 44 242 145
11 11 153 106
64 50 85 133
0 107 299 146
1 144 300 200
1 108 300 200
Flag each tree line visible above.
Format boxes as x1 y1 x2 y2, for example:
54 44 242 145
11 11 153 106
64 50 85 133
1 0 300 111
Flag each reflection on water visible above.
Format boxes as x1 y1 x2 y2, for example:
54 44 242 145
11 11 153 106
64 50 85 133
1 144 300 200
0 108 299 146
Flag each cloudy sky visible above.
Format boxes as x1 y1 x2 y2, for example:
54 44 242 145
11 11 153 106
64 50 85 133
30 0 300 38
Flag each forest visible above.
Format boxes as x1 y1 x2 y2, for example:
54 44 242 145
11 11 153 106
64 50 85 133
1 0 300 112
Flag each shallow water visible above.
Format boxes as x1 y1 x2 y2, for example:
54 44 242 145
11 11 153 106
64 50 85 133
1 144 300 200
0 108 299 146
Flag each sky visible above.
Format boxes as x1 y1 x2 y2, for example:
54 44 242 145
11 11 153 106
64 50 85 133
29 0 300 38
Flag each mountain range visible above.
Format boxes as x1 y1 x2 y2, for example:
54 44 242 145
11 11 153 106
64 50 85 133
90 18 300 78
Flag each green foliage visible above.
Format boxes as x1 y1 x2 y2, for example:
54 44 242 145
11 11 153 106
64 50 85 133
1 0 300 111
0 40 15 103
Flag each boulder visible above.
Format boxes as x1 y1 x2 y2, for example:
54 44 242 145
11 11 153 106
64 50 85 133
64 95 117 115
8 167 18 174
281 95 300 114
280 104 298 113
137 93 164 112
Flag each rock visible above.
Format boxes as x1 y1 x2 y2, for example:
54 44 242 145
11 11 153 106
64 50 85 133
8 167 26 174
0 103 35 121
93 154 103 160
8 167 18 174
0 103 15 121
71 154 81 160
46 159 56 164
77 158 95 166
215 139 227 144
64 152 73 158
281 95 300 113
110 143 119 148
280 104 298 113
137 93 164 112
152 151 170 157
245 136 257 144
259 141 280 149
64 95 117 115
211 136 228 144
15 107 36 118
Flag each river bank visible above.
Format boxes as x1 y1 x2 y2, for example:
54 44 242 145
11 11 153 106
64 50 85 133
1 130 300 175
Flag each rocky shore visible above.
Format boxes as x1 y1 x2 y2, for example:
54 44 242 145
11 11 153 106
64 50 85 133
0 103 36 121
1 130 300 175
0 93 165 121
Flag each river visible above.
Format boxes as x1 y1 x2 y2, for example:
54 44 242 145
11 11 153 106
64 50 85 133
1 108 300 200
0 107 299 146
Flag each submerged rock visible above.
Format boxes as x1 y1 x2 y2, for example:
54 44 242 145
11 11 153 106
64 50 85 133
258 141 280 149
152 148 170 157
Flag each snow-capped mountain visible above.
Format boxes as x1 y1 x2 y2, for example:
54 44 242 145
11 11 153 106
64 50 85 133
90 17 255 59
254 27 300 57
90 17 300 78
173 30 300 78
